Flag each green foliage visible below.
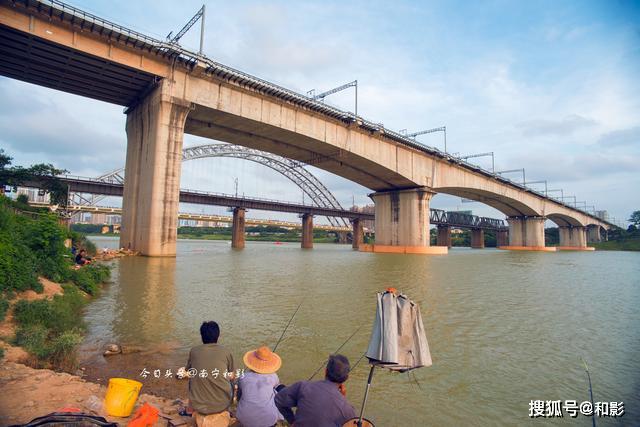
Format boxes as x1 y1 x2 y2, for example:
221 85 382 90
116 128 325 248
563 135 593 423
14 324 50 359
628 210 640 227
14 285 86 334
13 285 88 370
0 346 4 360
70 223 103 235
69 264 110 295
48 330 83 372
0 295 9 321
0 234 40 292
16 194 29 205
0 149 69 205
69 229 98 255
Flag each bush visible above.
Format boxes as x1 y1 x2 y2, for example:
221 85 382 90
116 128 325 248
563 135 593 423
13 285 86 334
69 264 110 295
14 324 50 359
0 235 40 293
49 330 83 372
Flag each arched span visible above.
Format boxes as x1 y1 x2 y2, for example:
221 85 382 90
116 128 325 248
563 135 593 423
433 187 540 217
433 186 588 228
74 144 348 227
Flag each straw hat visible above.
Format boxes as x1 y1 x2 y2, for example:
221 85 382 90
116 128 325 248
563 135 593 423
243 346 282 374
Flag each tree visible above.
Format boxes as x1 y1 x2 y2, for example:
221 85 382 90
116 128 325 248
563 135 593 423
0 149 68 205
629 211 640 227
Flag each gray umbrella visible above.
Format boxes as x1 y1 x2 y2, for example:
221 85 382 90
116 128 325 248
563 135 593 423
355 289 432 426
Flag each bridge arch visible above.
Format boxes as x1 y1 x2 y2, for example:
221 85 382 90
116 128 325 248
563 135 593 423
81 144 348 227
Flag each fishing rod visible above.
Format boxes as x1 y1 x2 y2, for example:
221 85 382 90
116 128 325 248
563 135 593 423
308 324 363 380
273 299 304 352
581 357 596 427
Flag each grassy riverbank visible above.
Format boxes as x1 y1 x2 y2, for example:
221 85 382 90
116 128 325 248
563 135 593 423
592 237 640 251
0 195 111 371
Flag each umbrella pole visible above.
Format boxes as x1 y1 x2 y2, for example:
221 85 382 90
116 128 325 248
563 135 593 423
357 365 376 427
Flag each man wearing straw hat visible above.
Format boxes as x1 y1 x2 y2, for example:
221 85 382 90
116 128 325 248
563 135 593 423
236 346 284 427
275 354 356 426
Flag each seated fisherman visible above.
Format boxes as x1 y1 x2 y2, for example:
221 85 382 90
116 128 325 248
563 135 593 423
75 249 91 265
236 346 284 427
187 321 235 427
275 354 356 426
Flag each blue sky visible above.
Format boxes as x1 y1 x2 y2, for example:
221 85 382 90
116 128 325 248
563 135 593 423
1 0 638 225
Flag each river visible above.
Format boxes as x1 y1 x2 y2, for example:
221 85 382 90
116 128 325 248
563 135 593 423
80 236 640 426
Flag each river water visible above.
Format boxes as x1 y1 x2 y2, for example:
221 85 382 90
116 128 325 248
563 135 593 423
81 237 640 426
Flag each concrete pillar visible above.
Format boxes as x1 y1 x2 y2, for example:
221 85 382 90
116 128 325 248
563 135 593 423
231 207 246 249
351 218 364 250
496 230 509 247
337 232 349 244
301 214 313 249
365 187 447 254
120 81 192 256
558 226 588 248
502 216 554 251
436 225 452 247
471 229 485 249
587 226 602 243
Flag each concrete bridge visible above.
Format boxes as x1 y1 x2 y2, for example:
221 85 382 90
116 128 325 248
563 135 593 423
0 0 612 255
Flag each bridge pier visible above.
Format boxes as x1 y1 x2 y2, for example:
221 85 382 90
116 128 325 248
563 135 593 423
496 230 509 247
362 187 447 254
301 214 314 249
231 207 246 249
499 216 556 251
471 229 484 249
436 225 452 247
558 226 593 251
120 81 192 257
351 218 364 250
587 225 602 243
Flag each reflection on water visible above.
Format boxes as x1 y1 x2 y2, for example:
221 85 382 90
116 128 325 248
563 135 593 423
82 237 640 425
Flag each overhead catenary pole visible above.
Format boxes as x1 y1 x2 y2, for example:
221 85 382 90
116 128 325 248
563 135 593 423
308 80 358 116
199 5 205 54
459 152 494 173
496 168 525 184
406 126 447 153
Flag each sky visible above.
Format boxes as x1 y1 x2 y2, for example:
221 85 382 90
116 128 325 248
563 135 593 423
1 0 639 225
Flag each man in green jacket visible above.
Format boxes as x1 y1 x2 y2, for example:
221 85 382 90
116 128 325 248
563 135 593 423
187 321 235 427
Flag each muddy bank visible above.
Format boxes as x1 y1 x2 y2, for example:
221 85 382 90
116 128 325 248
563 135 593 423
0 362 189 426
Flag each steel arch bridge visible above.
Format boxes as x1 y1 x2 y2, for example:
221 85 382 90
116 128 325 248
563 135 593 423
70 143 349 227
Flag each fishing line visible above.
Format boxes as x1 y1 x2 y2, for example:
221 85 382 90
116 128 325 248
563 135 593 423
581 357 596 427
308 324 364 380
273 299 304 352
